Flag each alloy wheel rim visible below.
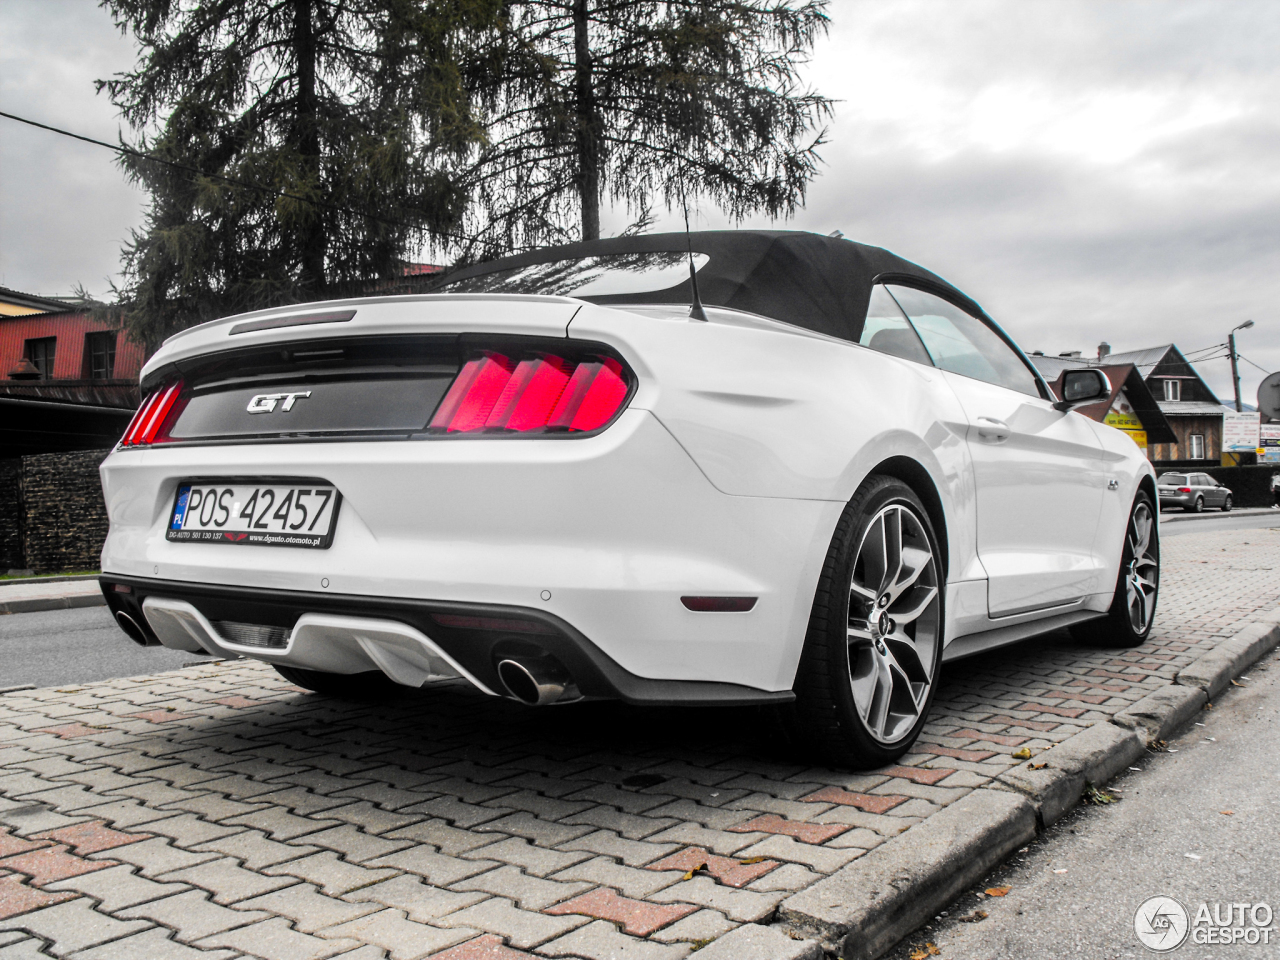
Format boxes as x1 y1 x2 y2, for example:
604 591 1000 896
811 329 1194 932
847 503 941 744
1125 501 1159 634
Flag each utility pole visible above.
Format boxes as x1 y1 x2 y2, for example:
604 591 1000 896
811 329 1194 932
1229 319 1255 413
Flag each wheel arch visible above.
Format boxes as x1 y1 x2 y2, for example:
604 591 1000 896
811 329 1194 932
1137 472 1157 508
871 455 950 580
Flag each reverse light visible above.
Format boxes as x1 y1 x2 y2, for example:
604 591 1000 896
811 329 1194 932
120 380 186 446
430 350 631 435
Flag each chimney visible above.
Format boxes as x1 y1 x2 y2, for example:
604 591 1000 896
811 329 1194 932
1097 341 1111 361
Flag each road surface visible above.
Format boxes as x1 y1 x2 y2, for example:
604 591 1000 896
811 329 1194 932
0 605 212 689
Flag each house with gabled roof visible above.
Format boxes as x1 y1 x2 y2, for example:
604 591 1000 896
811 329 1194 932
1101 344 1225 465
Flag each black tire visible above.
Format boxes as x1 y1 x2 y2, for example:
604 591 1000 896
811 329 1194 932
1221 495 1233 513
1185 496 1204 513
790 476 945 769
1069 490 1159 649
273 665 400 698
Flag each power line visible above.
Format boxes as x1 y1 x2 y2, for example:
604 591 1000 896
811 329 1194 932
0 108 488 255
1237 352 1273 375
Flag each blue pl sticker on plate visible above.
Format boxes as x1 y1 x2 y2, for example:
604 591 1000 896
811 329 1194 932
171 485 191 530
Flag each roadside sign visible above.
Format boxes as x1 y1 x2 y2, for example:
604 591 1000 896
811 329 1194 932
1223 411 1261 452
1104 391 1147 449
1261 423 1280 463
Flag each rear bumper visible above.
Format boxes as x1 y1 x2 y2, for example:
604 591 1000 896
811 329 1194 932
99 410 841 693
101 575 793 706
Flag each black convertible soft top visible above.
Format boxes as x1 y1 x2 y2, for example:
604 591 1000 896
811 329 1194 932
430 230 985 345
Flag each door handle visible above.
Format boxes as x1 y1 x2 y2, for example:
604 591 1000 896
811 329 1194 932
976 417 1010 443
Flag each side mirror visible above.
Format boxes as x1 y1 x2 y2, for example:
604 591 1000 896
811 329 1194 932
1054 369 1111 411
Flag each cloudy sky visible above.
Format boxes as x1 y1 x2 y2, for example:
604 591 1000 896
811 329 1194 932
2 0 1277 403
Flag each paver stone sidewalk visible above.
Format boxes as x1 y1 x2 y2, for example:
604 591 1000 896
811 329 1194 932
0 527 1273 958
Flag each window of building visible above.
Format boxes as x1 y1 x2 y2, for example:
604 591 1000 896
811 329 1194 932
1188 434 1205 460
83 331 117 380
1163 379 1181 402
23 337 56 380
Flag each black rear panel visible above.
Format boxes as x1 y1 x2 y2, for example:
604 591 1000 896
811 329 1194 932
165 334 457 443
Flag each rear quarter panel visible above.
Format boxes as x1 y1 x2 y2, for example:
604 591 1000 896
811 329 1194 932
568 303 979 582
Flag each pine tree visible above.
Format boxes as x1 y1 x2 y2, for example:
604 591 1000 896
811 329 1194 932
455 0 832 255
99 0 505 349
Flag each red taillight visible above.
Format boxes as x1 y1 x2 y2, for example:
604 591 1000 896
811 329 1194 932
120 380 186 447
1178 487 1191 493
431 351 630 435
547 358 628 432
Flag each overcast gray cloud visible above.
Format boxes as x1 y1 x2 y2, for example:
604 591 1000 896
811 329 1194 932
2 0 1278 402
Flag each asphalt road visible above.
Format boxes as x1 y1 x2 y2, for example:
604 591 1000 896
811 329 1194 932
886 645 1280 960
0 605 212 689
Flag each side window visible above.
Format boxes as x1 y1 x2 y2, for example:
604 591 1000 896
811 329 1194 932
885 285 1041 398
858 285 933 365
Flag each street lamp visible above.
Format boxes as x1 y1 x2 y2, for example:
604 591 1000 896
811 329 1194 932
1229 319 1255 413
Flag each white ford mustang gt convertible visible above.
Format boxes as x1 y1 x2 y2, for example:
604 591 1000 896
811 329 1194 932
100 231 1158 767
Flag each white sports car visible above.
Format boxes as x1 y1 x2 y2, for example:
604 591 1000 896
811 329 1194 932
100 231 1158 767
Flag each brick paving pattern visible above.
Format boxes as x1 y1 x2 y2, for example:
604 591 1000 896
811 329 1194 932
0 527 1274 958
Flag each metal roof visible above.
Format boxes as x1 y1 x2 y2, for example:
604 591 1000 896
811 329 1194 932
0 286 74 317
1101 344 1177 372
1156 400 1229 416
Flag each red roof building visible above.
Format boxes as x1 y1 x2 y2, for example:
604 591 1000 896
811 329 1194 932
1 288 142 456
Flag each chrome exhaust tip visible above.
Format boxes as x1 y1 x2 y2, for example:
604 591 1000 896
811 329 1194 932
115 611 153 647
497 657 580 705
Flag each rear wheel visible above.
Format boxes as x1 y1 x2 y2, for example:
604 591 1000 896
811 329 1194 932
791 476 944 769
273 665 399 698
1186 496 1204 513
1070 491 1159 648
1221 494 1233 512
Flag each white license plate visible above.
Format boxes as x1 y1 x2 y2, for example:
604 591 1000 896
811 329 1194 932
166 481 341 548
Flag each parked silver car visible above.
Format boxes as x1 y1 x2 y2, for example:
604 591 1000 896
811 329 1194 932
1157 472 1232 512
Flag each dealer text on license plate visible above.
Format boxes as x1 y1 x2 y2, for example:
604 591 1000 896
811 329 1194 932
167 482 340 548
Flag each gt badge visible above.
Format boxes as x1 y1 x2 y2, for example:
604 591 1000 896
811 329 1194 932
247 391 312 414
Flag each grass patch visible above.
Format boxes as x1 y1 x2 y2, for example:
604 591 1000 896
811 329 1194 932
0 570 99 581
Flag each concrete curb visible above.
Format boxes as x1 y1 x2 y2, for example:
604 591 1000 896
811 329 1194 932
1175 618 1280 700
0 593 106 616
775 615 1280 960
994 721 1146 827
1111 684 1208 742
776 789 1036 960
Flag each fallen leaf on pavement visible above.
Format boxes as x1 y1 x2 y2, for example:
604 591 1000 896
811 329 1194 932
1054 869 1068 874
1221 810 1234 815
1011 747 1032 760
985 886 1012 897
958 910 988 923
1083 785 1118 805
1029 762 1048 770
738 857 767 864
1147 739 1167 752
909 944 942 959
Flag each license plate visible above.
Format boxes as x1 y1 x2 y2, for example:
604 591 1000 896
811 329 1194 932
166 481 341 548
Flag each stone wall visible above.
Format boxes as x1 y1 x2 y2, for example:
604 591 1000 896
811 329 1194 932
0 459 22 570
0 449 111 573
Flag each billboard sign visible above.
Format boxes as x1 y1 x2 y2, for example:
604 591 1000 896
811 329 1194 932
1261 423 1280 463
1223 411 1261 453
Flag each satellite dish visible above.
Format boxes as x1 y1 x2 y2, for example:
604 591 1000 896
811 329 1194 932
1258 372 1280 421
